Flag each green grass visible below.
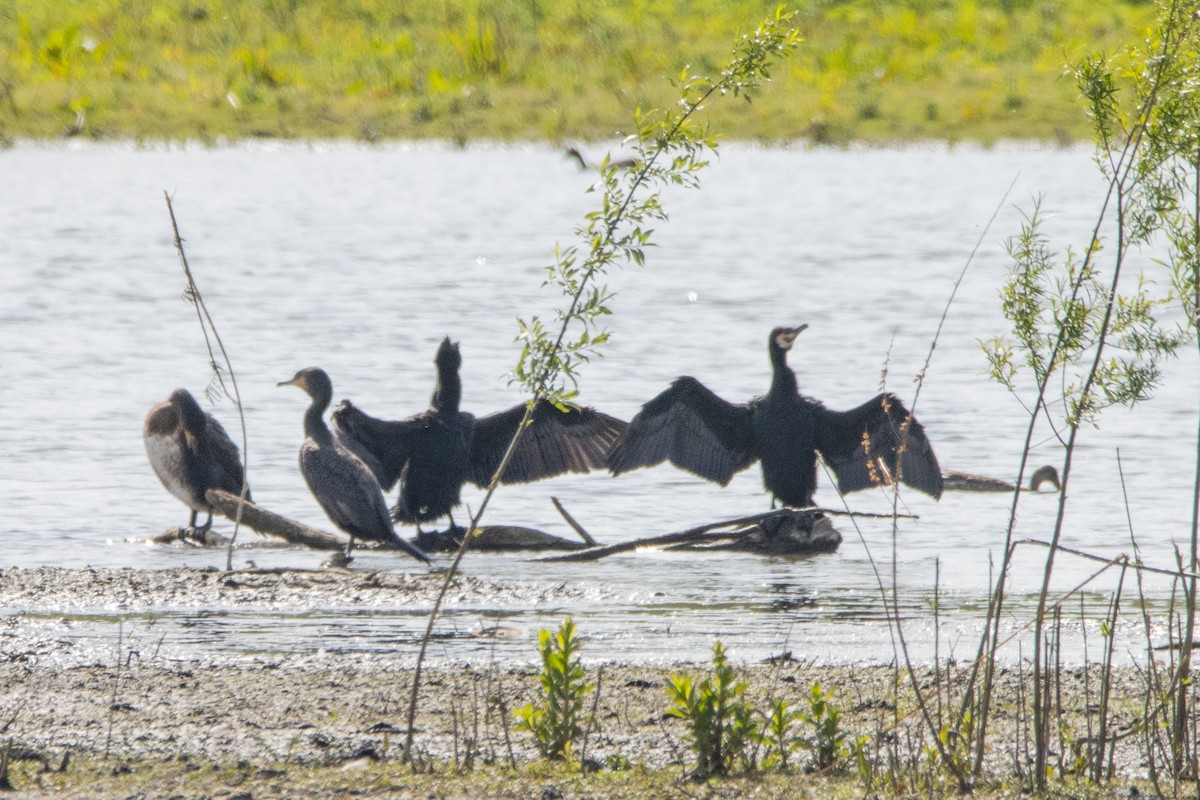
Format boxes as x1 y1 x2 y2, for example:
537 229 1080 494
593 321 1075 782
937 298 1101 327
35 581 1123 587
0 0 1159 143
5 755 1132 800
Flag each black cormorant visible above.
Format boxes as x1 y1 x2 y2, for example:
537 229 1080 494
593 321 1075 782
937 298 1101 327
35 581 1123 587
330 337 626 532
144 388 249 535
278 367 431 563
943 464 1061 493
608 325 944 506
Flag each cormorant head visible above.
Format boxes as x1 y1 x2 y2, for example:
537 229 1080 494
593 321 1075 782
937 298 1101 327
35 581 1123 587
435 337 462 373
277 367 332 401
770 324 809 353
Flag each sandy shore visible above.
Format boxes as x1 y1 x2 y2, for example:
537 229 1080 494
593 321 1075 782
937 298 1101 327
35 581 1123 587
0 566 1151 797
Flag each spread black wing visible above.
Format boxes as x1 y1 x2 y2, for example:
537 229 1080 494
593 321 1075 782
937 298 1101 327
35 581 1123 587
814 392 943 499
330 399 427 492
467 399 627 486
608 376 756 486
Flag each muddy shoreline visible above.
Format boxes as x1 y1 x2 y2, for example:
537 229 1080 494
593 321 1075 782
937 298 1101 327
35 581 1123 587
0 566 1151 790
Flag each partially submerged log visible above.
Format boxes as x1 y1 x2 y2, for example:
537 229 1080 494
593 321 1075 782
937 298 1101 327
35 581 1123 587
151 491 352 553
666 509 842 554
538 508 850 562
152 490 584 554
415 526 589 553
150 526 233 548
204 489 347 550
149 494 865 559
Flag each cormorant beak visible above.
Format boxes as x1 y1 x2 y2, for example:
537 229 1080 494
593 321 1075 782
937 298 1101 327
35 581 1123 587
778 324 809 350
277 377 299 389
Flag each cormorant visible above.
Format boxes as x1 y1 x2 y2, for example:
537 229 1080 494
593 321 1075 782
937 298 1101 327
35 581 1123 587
943 464 1061 493
608 325 944 506
278 367 431 563
330 337 626 532
144 388 249 535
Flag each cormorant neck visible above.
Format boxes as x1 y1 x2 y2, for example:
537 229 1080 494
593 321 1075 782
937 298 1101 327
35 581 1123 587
769 343 798 394
304 388 333 444
173 391 208 436
432 363 462 413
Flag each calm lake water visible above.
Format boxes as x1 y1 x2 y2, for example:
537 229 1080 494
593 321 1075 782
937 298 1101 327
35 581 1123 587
1 140 1196 666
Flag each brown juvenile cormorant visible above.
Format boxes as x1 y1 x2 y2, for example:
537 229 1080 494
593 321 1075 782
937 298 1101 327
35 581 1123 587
278 367 431 563
144 388 249 535
608 325 944 506
330 337 626 532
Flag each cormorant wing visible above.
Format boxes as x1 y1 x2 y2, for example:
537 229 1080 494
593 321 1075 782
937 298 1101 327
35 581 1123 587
467 400 627 486
199 414 249 500
813 392 943 499
608 376 756 486
300 441 431 563
330 400 427 492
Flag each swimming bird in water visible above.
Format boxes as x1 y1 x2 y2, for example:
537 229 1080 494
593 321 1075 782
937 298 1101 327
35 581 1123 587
330 337 626 533
943 464 1061 493
278 367 431 563
608 325 944 506
564 145 638 171
144 388 249 535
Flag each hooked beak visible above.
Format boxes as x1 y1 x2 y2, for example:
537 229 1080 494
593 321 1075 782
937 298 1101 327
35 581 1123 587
778 324 809 350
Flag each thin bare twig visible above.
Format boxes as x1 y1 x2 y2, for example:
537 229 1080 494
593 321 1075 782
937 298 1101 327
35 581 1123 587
163 192 250 572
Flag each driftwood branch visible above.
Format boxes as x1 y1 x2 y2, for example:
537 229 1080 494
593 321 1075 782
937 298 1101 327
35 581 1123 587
551 496 598 546
537 508 854 562
415 525 588 553
162 490 583 554
203 489 346 550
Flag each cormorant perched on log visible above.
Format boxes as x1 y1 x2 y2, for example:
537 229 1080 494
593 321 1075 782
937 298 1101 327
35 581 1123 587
144 388 249 535
330 337 626 532
609 325 944 506
278 367 431 563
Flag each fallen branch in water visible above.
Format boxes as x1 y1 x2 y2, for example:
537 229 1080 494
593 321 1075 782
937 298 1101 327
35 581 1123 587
536 507 875 562
201 489 346 550
151 490 588 554
551 496 598 546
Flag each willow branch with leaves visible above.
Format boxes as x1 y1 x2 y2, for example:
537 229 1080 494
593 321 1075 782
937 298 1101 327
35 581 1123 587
969 0 1197 783
400 7 801 764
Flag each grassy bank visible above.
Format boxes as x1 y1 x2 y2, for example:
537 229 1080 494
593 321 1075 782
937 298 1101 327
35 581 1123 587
7 759 1121 800
0 0 1157 144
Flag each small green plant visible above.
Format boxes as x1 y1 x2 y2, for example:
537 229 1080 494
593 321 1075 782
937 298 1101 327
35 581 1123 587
924 710 973 784
798 682 848 771
513 617 593 762
848 733 876 791
666 641 757 777
760 697 802 769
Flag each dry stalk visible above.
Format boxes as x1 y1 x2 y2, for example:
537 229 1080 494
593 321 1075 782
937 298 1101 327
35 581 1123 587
103 620 123 760
0 740 11 791
851 174 1018 793
163 192 249 572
